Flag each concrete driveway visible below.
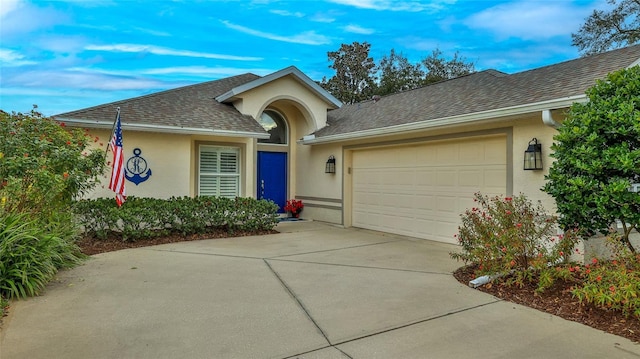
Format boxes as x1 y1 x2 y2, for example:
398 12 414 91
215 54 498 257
2 221 639 358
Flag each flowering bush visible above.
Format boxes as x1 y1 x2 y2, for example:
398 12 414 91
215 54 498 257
569 236 640 318
450 192 578 290
284 199 304 218
0 108 105 216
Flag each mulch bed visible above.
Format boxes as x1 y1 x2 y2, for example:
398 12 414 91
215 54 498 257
454 264 640 343
76 229 277 256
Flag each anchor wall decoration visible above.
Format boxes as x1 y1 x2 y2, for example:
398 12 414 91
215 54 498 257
125 148 152 185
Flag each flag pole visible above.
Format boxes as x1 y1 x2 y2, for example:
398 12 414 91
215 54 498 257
103 106 121 163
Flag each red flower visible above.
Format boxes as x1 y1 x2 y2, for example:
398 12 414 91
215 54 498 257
63 172 69 179
596 275 602 282
501 247 507 253
516 223 522 228
591 258 598 264
284 199 304 216
505 197 512 201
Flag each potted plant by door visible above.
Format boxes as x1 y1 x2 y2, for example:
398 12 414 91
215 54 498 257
284 199 304 218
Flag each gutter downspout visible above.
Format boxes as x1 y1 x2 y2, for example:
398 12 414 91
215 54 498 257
542 109 561 128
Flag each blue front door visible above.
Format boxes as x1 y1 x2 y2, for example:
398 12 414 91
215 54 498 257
257 151 287 213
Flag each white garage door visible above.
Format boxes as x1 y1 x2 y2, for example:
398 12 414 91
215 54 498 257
352 135 507 244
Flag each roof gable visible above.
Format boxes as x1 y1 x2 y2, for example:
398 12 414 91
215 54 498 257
215 66 342 109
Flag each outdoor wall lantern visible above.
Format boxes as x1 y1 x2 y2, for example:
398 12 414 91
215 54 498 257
524 138 543 170
325 155 336 174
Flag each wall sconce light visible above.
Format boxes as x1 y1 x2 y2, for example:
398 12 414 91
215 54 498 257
325 155 336 174
524 138 543 170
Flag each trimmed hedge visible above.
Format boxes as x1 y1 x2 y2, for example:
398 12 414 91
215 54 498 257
73 196 279 241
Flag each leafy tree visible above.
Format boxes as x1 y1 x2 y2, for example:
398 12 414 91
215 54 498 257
320 41 377 104
376 49 425 96
421 49 475 84
0 107 105 216
322 43 476 102
543 66 640 252
572 0 640 55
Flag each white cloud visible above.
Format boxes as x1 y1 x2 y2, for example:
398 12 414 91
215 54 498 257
0 0 21 17
474 43 579 72
270 9 304 17
221 20 331 45
465 1 590 40
143 66 274 77
84 44 263 61
343 24 375 35
0 48 36 66
7 69 165 90
0 1 69 38
64 65 275 79
132 27 171 37
327 0 455 12
310 13 336 23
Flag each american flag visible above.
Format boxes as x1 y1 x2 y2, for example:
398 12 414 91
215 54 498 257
108 110 126 206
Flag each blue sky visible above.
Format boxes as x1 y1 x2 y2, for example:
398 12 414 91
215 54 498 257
0 0 609 116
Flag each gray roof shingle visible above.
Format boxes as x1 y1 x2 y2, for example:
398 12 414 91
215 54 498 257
316 44 640 138
54 73 267 134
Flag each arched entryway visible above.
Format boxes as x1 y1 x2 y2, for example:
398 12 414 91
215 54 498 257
256 109 288 212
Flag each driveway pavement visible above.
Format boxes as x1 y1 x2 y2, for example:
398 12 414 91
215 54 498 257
2 221 639 358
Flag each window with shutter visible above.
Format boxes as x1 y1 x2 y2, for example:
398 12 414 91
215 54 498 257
199 146 240 198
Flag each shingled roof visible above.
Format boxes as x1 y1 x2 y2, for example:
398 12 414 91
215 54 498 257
54 73 268 136
312 44 640 142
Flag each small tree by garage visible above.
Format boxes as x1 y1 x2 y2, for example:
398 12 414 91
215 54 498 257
543 66 640 253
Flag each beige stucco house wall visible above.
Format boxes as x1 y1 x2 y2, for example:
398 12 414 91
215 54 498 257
83 129 256 200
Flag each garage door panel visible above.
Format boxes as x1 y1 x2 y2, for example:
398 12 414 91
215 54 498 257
459 170 482 186
383 193 414 208
352 135 507 244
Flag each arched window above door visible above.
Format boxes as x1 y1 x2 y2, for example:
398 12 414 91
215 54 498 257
258 110 287 144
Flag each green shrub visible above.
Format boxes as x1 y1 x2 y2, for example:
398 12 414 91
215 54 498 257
450 192 579 290
74 196 279 241
0 211 86 299
543 66 640 252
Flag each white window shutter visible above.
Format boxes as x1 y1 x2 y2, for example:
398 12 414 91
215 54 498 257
199 146 240 197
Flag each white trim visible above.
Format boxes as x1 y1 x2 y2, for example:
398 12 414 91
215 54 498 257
57 118 270 139
302 95 587 145
216 66 342 108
